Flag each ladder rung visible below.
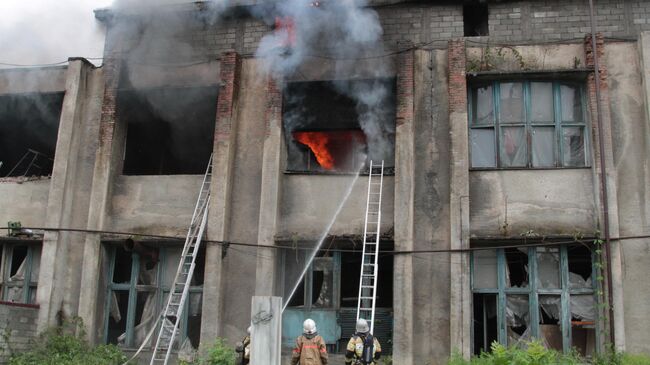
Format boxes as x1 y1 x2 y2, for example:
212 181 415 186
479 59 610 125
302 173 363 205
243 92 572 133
360 296 374 300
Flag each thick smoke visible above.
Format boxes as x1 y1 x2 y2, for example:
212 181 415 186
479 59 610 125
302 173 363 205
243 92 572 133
254 0 394 167
0 0 110 68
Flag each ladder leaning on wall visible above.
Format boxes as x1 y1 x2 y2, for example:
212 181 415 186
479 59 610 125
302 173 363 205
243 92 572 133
355 160 384 335
147 155 213 365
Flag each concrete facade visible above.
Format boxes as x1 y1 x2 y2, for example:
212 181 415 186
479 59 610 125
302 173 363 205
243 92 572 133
1 0 650 363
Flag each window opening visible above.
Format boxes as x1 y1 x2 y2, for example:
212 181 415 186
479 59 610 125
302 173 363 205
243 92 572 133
118 86 217 175
471 244 597 355
1 243 41 304
0 93 63 177
463 2 489 37
283 79 396 174
105 243 204 349
469 81 588 169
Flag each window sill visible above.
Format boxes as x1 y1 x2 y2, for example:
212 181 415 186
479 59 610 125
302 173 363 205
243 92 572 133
469 166 591 172
0 301 39 309
0 176 52 183
284 167 395 176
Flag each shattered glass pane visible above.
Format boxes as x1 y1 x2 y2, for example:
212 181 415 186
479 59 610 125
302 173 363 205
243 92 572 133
500 127 527 167
561 84 583 122
472 85 494 125
562 127 586 167
536 247 560 289
500 82 524 124
505 248 528 288
506 295 530 346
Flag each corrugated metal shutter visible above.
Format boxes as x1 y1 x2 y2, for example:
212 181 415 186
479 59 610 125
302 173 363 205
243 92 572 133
337 307 393 354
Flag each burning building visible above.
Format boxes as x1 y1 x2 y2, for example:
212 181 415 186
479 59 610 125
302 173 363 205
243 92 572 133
1 0 650 363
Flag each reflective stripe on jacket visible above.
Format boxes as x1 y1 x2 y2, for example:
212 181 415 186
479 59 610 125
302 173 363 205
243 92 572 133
290 334 328 365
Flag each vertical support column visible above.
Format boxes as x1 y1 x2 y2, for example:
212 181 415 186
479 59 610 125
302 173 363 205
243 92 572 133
250 296 282 365
77 50 127 342
393 50 415 365
448 39 471 357
37 59 94 332
584 33 625 350
255 78 283 296
201 51 241 345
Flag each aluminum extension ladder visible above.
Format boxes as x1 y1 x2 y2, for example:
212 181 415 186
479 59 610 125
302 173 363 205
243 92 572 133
355 160 384 334
149 155 212 365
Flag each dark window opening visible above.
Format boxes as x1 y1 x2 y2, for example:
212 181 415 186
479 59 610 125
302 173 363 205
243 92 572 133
118 87 217 175
9 246 28 277
464 2 489 37
283 79 396 174
505 248 528 288
0 93 63 177
473 293 498 355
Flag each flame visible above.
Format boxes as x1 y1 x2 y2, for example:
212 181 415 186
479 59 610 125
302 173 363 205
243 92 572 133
293 131 335 169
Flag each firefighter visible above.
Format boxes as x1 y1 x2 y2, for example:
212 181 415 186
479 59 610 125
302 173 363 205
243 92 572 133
345 319 382 365
235 326 251 365
291 318 328 365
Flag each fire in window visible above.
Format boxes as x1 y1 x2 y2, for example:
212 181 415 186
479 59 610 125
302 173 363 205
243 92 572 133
0 93 63 177
283 79 396 173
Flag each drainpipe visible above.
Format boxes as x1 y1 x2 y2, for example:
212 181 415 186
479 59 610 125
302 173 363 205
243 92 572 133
587 0 616 346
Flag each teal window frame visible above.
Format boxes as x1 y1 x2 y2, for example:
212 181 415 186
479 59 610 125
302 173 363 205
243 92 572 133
104 245 203 348
468 80 590 169
471 244 598 353
1 243 40 304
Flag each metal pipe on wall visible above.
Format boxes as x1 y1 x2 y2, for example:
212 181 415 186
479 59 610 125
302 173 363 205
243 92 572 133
587 0 616 346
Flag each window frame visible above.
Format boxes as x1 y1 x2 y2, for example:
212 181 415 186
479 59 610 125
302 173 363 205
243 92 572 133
0 243 41 304
470 244 599 353
468 80 590 170
103 245 203 349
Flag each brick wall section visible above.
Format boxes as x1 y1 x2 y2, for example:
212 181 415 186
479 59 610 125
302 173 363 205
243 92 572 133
585 33 611 170
396 50 414 127
264 78 282 138
377 4 463 48
0 303 39 363
448 39 467 115
214 52 241 142
98 58 121 150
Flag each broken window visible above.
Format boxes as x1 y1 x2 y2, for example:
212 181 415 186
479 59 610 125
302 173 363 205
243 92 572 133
105 242 204 349
117 86 217 175
283 79 396 174
469 81 588 169
0 93 63 177
463 2 489 37
0 243 41 304
281 241 394 354
471 243 597 355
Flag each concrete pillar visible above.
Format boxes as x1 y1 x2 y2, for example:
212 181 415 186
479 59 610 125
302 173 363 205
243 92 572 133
447 39 472 357
250 296 282 365
255 78 283 296
393 50 415 365
77 53 127 342
36 59 99 332
200 52 242 345
585 33 626 350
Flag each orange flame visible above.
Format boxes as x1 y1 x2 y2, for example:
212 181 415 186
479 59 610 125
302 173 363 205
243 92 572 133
293 131 335 169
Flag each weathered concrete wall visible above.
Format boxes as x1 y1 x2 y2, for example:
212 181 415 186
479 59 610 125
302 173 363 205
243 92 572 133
470 169 597 237
0 67 66 95
0 303 38 364
0 181 50 227
278 175 395 239
610 38 650 354
109 175 203 236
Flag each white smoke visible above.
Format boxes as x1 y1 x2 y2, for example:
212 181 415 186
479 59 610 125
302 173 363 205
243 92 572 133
0 0 111 68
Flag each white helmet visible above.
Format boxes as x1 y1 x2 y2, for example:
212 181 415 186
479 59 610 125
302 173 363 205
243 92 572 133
247 325 252 335
303 318 317 334
356 318 369 333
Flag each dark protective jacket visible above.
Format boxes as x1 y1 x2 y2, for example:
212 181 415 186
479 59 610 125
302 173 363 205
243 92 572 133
290 333 329 365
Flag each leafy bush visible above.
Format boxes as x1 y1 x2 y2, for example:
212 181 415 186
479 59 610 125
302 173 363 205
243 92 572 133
8 318 126 365
447 341 650 365
184 338 236 365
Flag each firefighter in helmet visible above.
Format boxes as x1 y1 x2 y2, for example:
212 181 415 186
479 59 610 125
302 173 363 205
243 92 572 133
291 318 328 365
235 326 251 365
345 318 382 365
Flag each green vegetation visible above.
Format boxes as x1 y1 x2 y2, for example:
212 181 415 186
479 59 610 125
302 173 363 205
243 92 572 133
8 318 126 365
180 338 236 365
447 341 650 365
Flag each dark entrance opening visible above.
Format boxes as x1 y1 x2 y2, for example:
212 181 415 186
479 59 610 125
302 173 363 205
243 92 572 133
464 2 489 37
